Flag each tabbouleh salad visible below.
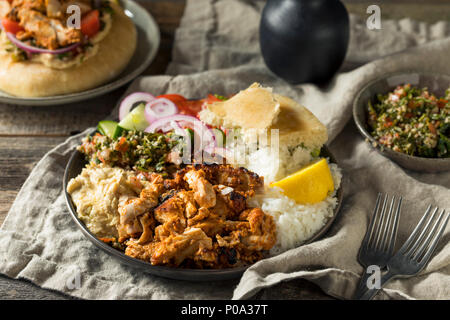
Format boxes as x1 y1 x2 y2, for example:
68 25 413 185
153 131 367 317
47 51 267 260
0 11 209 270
367 84 450 158
78 130 181 176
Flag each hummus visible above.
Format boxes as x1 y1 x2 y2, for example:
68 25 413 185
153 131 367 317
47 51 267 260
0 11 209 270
67 163 141 238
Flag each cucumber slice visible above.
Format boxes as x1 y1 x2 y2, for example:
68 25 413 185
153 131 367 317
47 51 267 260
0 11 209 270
118 103 149 131
112 125 124 139
98 120 120 139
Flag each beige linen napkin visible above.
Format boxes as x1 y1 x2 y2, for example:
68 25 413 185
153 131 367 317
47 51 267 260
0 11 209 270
0 0 449 300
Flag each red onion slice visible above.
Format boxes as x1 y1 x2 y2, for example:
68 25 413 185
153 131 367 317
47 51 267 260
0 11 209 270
119 92 156 120
169 120 185 136
5 32 81 54
144 98 178 124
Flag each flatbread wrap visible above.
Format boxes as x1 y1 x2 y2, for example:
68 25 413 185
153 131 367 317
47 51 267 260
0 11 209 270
0 0 137 97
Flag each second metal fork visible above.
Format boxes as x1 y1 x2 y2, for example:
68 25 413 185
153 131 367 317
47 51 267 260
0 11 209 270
358 205 449 300
353 193 402 299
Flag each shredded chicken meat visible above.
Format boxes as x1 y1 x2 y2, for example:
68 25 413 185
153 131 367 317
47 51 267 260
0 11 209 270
119 164 276 268
7 0 85 49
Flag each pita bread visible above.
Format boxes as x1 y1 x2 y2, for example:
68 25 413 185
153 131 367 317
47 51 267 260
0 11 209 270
0 2 136 97
199 83 328 149
199 83 281 129
271 94 328 149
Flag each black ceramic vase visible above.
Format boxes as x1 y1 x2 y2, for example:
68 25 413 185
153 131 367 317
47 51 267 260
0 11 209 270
260 0 350 85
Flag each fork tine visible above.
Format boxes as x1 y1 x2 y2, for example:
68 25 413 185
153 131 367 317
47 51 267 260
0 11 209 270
405 207 439 258
418 212 449 266
372 194 389 249
378 195 396 252
363 193 382 250
399 204 432 254
413 210 447 262
386 196 402 255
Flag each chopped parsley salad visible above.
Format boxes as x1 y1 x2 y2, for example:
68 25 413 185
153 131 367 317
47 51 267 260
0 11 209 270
78 130 180 176
367 84 450 158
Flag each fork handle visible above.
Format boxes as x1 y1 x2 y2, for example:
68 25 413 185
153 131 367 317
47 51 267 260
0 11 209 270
354 270 396 300
353 270 374 300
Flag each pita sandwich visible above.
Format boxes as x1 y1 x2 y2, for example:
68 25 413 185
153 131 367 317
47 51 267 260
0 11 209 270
0 0 136 97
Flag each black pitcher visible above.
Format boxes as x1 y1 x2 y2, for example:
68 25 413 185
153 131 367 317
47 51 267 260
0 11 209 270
260 0 350 85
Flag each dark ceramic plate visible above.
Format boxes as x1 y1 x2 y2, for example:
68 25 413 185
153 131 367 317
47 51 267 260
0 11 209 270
353 71 450 173
0 0 160 106
63 140 343 281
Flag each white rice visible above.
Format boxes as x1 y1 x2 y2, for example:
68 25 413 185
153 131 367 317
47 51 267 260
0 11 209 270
247 162 342 255
245 145 314 183
225 130 316 183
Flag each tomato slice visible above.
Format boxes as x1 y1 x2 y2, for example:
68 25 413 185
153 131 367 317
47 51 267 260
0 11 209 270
81 10 100 38
156 94 204 117
157 94 187 104
1 18 24 35
205 94 222 104
180 100 204 117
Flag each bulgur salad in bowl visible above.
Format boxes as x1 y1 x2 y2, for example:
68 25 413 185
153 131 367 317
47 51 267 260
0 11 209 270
353 72 450 173
64 84 343 280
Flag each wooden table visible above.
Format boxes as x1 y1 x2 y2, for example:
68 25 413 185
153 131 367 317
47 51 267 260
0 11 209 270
0 0 448 300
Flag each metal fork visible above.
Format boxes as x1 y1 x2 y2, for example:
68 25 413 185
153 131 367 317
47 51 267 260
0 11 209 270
359 205 449 300
353 193 402 299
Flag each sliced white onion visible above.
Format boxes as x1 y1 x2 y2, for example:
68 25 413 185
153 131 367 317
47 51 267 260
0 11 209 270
144 98 178 124
119 92 155 120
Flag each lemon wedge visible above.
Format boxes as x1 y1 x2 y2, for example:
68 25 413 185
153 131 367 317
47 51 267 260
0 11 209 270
270 158 334 204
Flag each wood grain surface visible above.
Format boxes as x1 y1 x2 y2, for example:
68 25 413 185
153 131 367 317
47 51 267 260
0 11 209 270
0 0 448 300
